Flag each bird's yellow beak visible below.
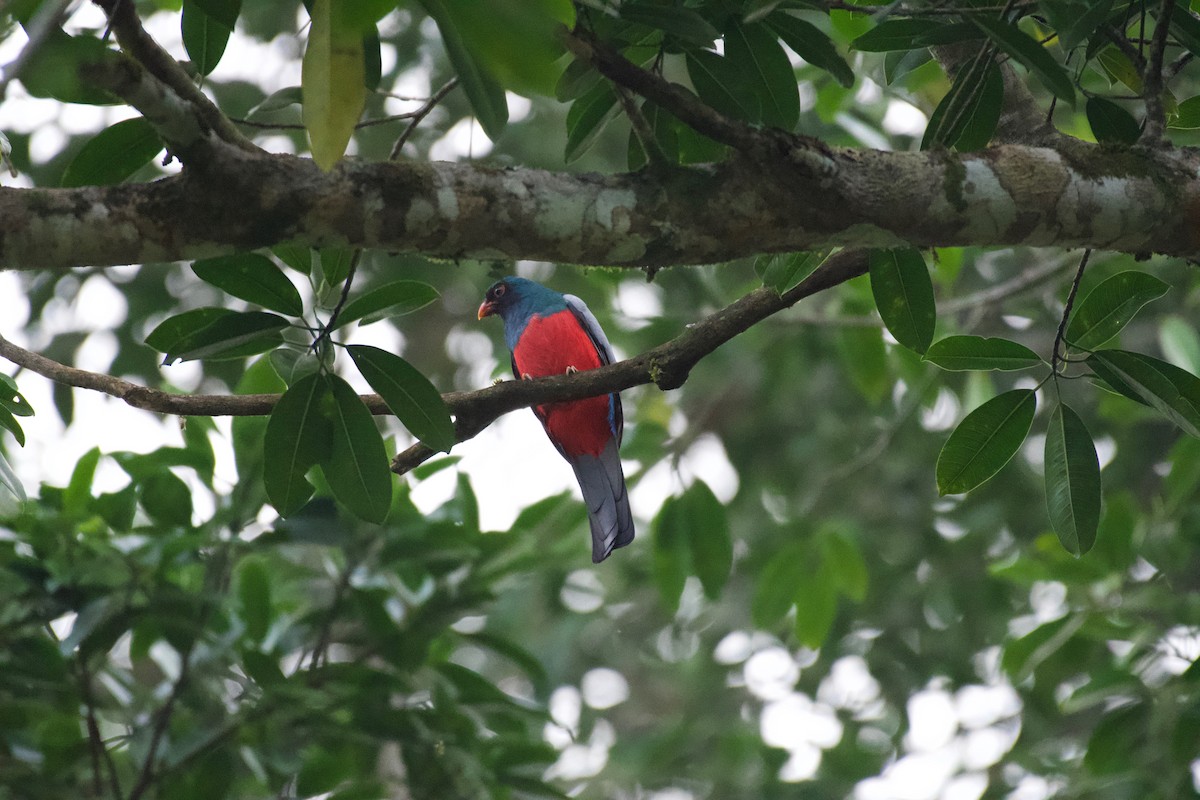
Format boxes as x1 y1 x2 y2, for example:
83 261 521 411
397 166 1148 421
477 300 495 320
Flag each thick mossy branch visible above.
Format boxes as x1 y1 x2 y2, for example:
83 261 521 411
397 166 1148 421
2 142 1199 270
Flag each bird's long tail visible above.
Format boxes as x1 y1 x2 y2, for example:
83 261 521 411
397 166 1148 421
569 439 635 563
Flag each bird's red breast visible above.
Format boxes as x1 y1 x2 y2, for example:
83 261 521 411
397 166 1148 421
512 309 613 458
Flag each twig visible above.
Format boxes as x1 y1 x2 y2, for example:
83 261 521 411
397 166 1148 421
317 250 362 341
76 659 123 800
1052 249 1091 373
389 78 458 160
1141 0 1174 142
563 26 764 154
615 85 670 171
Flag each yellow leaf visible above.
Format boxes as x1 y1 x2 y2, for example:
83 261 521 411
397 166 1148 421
302 0 366 170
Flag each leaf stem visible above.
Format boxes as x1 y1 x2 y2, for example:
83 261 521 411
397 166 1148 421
1052 249 1091 376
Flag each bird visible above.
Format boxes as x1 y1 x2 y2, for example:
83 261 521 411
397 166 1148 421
478 276 635 562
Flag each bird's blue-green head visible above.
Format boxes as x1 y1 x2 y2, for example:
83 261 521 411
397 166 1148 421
477 276 568 349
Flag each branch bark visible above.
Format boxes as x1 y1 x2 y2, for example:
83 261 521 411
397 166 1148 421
2 139 1199 270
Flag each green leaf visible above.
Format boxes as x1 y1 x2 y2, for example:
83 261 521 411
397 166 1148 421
852 19 978 51
820 525 868 602
1159 315 1200 374
836 326 889 405
1087 349 1200 437
936 389 1036 495
923 335 1043 371
248 86 304 119
191 253 304 316
1040 0 1113 49
139 470 194 527
19 30 119 105
885 48 933 84
232 356 286 495
263 372 333 516
555 58 601 102
794 561 838 648
1166 0 1200 60
64 447 102 518
768 12 854 88
302 0 367 169
752 542 807 629
318 247 354 287
60 117 162 188
346 345 455 452
725 21 800 129
1044 404 1102 556
922 60 1002 151
682 481 731 600
652 495 689 614
620 4 719 46
192 0 241 29
1170 95 1200 129
270 348 321 386
0 405 26 446
627 99 681 171
419 0 508 139
181 0 231 76
972 15 1075 102
869 248 936 354
1066 271 1169 350
1086 97 1140 144
272 242 313 274
685 49 759 123
237 556 272 643
0 450 26 501
164 310 289 363
333 280 439 328
322 374 393 524
755 249 829 294
564 80 620 163
0 374 35 417
146 307 229 352
297 747 353 797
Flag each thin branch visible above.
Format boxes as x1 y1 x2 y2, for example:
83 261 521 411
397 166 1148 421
318 250 362 340
616 85 670 172
0 252 869 469
85 51 221 161
76 659 123 800
1142 0 1174 143
389 78 458 160
562 26 764 154
1052 249 1091 373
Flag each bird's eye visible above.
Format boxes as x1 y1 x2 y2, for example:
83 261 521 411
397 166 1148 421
494 284 506 297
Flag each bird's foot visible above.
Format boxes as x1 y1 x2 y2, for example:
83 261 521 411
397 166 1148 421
565 366 578 374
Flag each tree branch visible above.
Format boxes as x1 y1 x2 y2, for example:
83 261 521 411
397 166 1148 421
2 140 1199 270
85 50 224 161
91 0 256 154
0 251 869 469
1141 0 1174 143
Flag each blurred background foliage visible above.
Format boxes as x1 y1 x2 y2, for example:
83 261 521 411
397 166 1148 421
3 1 1200 799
